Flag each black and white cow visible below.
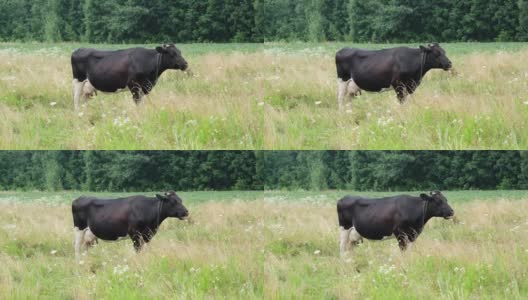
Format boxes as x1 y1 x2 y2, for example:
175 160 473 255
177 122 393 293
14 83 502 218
337 191 454 257
335 43 452 111
72 191 189 260
71 44 188 110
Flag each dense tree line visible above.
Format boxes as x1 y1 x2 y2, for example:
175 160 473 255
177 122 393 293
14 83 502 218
0 151 262 191
0 151 526 192
0 0 527 43
263 151 528 191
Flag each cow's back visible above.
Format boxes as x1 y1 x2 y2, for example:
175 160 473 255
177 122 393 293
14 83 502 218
71 48 133 81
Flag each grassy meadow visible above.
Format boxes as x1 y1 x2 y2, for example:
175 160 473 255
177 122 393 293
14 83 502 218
1 190 528 299
0 42 527 149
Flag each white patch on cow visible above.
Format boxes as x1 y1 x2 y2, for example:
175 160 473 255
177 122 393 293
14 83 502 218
83 227 98 248
337 78 362 112
72 79 86 111
346 79 361 97
348 227 362 243
340 227 364 258
73 227 86 261
339 226 351 258
82 81 97 100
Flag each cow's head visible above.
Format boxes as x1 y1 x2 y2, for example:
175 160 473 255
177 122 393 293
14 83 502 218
420 43 452 71
156 191 189 220
156 44 188 71
420 191 454 220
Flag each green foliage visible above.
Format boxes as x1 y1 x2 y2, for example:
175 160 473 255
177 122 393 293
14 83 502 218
0 0 525 42
2 151 526 192
520 0 528 41
0 151 261 192
263 151 528 191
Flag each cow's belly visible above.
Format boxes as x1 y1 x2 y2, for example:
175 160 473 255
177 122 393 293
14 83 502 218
88 76 128 93
350 65 394 92
88 223 129 241
353 76 392 92
354 223 394 240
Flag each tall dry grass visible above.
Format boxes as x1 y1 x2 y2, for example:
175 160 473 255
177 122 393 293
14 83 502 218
1 197 527 299
0 44 527 149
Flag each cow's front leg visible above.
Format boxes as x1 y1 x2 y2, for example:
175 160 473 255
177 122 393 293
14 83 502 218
395 232 410 251
83 228 98 249
131 236 144 252
129 230 145 252
393 84 408 104
128 83 144 105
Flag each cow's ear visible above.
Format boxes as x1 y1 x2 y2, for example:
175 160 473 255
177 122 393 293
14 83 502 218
156 46 167 54
420 193 431 201
156 194 168 201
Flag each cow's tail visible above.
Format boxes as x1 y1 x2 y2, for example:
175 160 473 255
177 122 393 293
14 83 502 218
335 49 352 81
337 199 346 228
71 197 88 230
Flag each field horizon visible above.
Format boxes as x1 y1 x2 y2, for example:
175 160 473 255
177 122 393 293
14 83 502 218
1 190 528 298
1 42 527 150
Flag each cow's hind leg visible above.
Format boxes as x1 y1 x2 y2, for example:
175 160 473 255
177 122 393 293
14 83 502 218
340 226 363 258
82 81 97 102
337 79 349 112
347 79 361 98
348 227 363 247
83 228 98 249
74 227 86 261
339 226 351 257
73 79 86 111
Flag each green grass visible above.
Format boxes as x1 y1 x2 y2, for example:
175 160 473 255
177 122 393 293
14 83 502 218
1 42 527 56
1 42 527 150
1 190 528 299
0 190 263 205
264 189 528 204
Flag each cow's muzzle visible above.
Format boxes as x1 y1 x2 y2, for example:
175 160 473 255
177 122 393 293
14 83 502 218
178 211 189 220
444 210 455 220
